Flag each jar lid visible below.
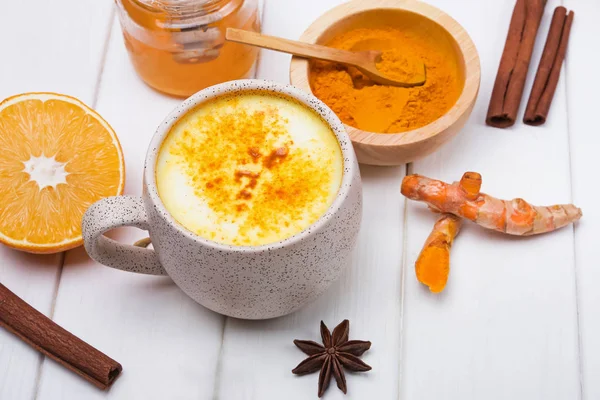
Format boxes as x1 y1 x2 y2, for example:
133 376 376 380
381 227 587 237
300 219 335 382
133 0 233 18
128 0 238 30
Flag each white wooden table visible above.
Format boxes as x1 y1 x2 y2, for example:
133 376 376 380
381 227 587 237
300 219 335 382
1 0 598 399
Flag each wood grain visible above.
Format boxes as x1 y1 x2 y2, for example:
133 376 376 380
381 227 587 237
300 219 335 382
289 0 480 166
228 28 367 64
0 0 114 399
226 28 424 87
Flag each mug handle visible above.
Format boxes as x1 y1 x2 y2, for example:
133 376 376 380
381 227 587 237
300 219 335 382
82 195 168 276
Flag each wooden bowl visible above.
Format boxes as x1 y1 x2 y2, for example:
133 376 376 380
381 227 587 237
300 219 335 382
290 0 480 166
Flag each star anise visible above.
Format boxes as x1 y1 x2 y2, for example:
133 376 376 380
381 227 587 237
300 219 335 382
292 320 372 397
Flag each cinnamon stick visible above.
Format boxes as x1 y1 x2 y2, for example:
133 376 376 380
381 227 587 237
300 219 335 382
0 283 122 389
486 0 547 128
524 7 574 125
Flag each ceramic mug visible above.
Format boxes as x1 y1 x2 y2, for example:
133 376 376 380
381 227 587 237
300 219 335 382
82 80 362 319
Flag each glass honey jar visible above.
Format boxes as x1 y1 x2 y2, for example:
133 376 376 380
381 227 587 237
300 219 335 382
115 0 261 97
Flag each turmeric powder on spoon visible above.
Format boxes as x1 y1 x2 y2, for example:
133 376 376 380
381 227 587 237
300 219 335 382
309 27 463 133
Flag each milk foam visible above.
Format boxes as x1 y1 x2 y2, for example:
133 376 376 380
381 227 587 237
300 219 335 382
156 92 343 246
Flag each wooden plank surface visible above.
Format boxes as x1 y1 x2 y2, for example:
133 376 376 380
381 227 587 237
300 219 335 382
35 2 264 399
2 0 596 399
0 1 114 399
34 17 226 400
401 1 581 399
217 165 405 400
217 1 405 399
563 1 600 399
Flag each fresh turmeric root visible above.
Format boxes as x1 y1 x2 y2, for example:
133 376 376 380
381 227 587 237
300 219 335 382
415 214 462 293
402 172 582 235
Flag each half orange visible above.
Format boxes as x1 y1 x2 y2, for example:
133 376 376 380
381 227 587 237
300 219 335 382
0 93 125 254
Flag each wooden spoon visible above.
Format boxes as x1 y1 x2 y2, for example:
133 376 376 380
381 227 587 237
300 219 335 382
225 28 426 88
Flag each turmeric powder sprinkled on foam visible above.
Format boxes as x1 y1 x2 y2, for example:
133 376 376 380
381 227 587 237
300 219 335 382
156 91 343 247
309 27 464 133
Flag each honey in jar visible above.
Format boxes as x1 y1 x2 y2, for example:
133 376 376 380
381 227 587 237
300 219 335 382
115 0 261 97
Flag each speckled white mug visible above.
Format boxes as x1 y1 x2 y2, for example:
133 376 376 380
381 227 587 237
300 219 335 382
82 80 362 319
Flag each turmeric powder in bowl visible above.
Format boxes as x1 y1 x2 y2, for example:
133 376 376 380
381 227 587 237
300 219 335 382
309 27 463 133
